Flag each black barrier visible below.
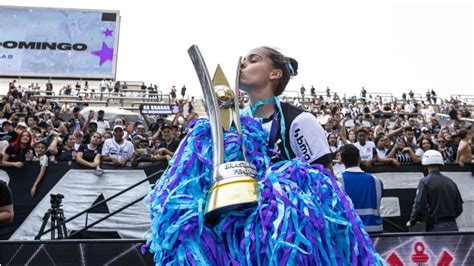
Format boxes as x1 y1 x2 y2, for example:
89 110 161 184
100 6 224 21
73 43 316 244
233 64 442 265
0 239 154 265
372 231 474 265
1 232 474 265
0 161 167 240
0 162 471 240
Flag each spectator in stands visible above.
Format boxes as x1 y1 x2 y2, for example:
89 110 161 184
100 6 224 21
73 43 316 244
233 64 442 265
437 137 455 163
456 129 472 167
102 125 138 167
310 85 316 98
170 86 177 102
430 116 441 133
300 85 306 99
0 178 13 224
141 82 147 98
0 121 16 143
53 133 76 162
151 124 179 162
114 81 121 96
102 131 113 142
407 150 463 232
26 115 39 130
75 82 81 96
415 137 435 160
181 85 187 99
67 107 85 133
76 132 103 175
354 128 377 169
374 136 399 166
339 144 383 233
403 126 418 151
387 137 418 165
449 104 461 122
122 82 128 97
327 133 339 154
2 131 34 167
95 110 110 134
30 141 49 197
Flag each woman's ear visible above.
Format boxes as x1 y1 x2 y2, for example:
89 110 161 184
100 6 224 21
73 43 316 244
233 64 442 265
269 69 283 80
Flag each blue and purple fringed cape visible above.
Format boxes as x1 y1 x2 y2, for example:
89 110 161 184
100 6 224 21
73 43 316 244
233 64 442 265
143 116 386 265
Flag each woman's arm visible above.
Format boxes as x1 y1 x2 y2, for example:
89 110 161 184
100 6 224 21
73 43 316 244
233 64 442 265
48 134 59 155
1 153 23 168
403 147 421 164
75 152 95 168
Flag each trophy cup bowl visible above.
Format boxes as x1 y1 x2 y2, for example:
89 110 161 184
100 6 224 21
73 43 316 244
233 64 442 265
188 45 259 223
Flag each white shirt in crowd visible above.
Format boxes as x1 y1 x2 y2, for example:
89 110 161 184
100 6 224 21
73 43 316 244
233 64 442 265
96 120 111 134
376 148 388 159
102 138 135 162
354 141 376 161
100 80 107 89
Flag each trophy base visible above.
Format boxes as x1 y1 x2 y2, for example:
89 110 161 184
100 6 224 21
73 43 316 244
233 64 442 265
204 176 258 225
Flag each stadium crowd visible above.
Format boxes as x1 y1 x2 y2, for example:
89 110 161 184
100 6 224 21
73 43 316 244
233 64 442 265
284 87 473 175
0 80 198 196
0 80 472 198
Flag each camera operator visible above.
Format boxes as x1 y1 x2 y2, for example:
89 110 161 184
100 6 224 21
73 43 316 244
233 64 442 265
0 179 13 224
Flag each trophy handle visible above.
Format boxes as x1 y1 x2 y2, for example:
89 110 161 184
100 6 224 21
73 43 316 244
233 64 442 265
188 45 224 181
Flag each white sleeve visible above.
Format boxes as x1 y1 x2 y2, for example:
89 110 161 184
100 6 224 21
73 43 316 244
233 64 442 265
101 140 111 156
289 112 331 164
126 142 135 161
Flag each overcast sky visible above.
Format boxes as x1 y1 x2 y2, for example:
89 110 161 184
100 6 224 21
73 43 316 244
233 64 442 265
2 0 473 98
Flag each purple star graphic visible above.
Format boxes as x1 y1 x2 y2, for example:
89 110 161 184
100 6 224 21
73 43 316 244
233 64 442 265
91 42 113 66
103 28 113 37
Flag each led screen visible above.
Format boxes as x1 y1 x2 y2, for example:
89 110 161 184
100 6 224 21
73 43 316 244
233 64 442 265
0 6 119 78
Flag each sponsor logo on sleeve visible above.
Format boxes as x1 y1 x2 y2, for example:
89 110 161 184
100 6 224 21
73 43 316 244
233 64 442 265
294 128 314 161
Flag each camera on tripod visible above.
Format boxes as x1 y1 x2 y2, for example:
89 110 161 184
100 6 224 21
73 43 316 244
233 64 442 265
35 193 68 240
50 194 64 208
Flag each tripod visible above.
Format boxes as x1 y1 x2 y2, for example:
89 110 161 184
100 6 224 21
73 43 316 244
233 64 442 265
35 204 68 240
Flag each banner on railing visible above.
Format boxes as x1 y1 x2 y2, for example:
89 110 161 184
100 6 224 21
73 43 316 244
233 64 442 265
139 103 173 115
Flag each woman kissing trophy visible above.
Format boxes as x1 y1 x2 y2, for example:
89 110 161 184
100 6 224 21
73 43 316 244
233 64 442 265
144 45 385 265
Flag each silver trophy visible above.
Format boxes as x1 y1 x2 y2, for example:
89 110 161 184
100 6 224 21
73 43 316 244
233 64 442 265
188 45 258 221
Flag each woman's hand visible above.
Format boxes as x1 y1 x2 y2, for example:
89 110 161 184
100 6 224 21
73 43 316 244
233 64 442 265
14 161 24 168
31 185 37 197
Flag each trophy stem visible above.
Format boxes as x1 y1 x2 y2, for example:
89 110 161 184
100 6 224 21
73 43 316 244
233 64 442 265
188 45 224 181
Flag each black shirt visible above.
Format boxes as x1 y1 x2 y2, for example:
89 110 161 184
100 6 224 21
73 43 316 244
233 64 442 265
159 140 180 153
5 145 31 162
56 147 75 161
78 144 101 163
448 109 458 120
410 171 463 224
0 180 12 207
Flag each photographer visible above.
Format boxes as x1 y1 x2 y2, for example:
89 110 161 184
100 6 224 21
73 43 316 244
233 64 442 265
0 179 13 224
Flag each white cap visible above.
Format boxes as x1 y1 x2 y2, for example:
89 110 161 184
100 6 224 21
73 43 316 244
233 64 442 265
16 122 27 128
422 150 444 166
113 125 124 131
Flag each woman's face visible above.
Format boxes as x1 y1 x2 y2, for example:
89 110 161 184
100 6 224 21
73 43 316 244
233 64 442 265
239 48 276 91
377 137 387 149
20 132 31 144
66 135 76 147
421 140 431 151
91 133 101 145
437 138 446 148
328 135 337 145
396 138 406 148
348 131 356 142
